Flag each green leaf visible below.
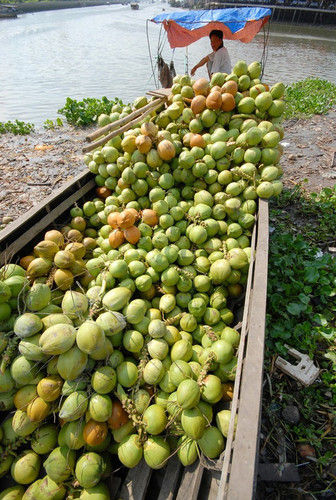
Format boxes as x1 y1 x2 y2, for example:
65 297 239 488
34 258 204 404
286 302 306 315
304 266 319 283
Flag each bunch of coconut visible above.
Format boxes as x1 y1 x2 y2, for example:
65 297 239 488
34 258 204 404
0 59 286 498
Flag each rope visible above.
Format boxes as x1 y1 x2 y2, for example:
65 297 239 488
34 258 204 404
260 19 271 79
146 19 158 88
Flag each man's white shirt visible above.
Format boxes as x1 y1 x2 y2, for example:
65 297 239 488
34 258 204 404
207 46 232 76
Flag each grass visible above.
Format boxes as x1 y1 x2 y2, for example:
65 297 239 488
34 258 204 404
284 78 336 119
259 185 336 496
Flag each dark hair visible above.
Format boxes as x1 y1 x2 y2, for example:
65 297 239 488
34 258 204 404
209 30 223 40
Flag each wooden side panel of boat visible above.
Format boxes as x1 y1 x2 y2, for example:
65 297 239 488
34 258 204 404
0 172 269 499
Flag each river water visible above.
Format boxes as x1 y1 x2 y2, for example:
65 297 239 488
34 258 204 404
0 2 335 124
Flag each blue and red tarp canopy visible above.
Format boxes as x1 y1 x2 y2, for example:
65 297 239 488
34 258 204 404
151 8 271 48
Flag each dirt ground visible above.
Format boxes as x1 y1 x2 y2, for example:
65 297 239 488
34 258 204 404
0 110 336 226
281 110 336 192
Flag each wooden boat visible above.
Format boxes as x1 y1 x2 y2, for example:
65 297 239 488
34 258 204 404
0 89 269 499
0 5 17 18
0 165 268 498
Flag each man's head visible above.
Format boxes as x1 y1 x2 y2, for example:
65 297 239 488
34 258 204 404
209 30 224 51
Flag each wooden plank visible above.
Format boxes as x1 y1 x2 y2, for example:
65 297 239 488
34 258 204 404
225 200 269 500
119 460 152 500
146 88 171 98
157 455 183 500
86 98 165 142
0 179 95 264
176 461 204 500
107 475 122 499
217 219 258 498
208 473 221 500
82 99 165 153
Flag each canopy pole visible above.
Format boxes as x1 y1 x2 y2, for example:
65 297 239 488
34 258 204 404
185 46 189 75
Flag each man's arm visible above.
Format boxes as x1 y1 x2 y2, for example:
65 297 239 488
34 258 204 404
191 55 210 76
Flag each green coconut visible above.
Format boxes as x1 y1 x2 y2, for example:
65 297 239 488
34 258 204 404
59 420 86 450
11 450 41 485
177 435 198 466
197 426 224 458
91 366 117 394
1 417 18 445
39 323 76 355
0 446 14 478
14 313 43 339
4 275 26 298
0 368 14 392
18 335 47 361
96 310 126 336
26 283 51 312
143 436 170 469
76 321 105 355
89 394 113 422
10 356 38 385
0 389 15 411
79 483 110 500
57 346 88 380
75 452 105 489
177 379 200 409
143 404 167 435
0 263 25 279
61 290 89 320
22 476 66 500
12 410 39 437
59 391 88 422
0 485 25 500
181 407 206 440
216 409 238 438
44 446 76 483
31 424 58 454
102 287 132 311
0 281 11 304
118 434 143 468
41 313 73 330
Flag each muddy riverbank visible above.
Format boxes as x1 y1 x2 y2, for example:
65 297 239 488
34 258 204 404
0 109 336 227
12 0 125 14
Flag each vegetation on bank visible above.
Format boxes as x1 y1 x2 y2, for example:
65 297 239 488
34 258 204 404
284 78 336 119
262 185 336 495
0 119 34 135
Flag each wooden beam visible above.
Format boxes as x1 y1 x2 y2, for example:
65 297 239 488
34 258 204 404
225 200 269 500
0 174 95 265
85 98 165 142
82 99 165 153
157 455 183 500
176 461 204 500
119 460 152 500
217 220 258 499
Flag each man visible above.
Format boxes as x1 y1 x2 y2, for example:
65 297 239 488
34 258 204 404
191 30 231 78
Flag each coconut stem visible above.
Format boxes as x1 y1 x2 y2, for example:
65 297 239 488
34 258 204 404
222 240 228 258
197 352 217 387
1 436 30 461
203 325 218 342
116 384 147 443
0 336 19 374
164 313 183 326
89 275 107 318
